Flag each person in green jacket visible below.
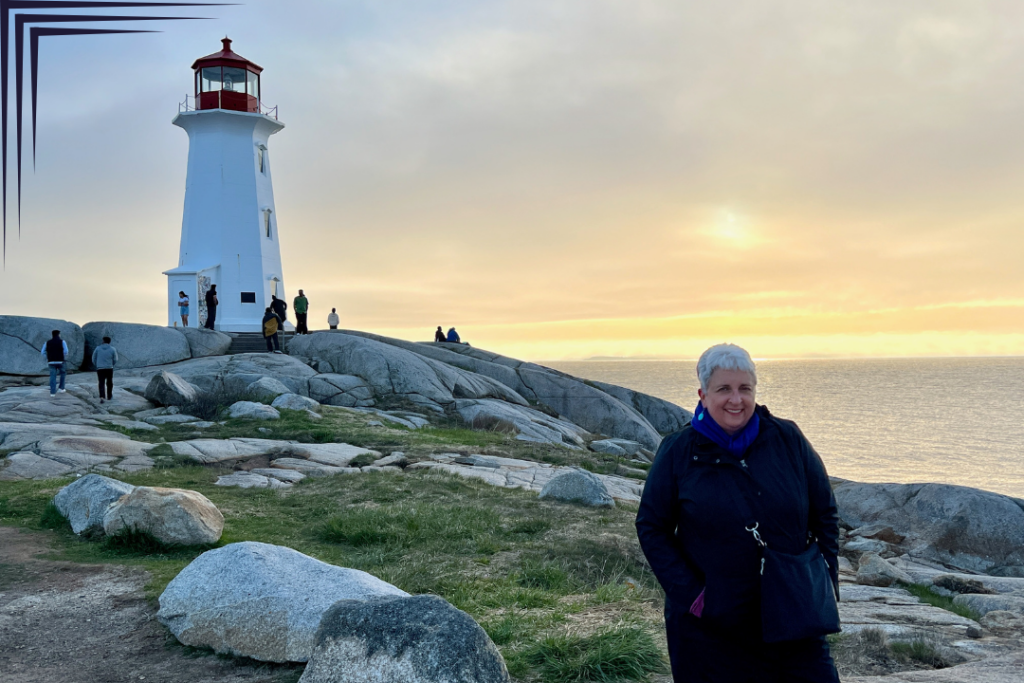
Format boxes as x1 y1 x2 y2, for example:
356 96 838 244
294 290 309 335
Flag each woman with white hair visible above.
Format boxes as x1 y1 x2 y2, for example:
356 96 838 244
636 343 840 682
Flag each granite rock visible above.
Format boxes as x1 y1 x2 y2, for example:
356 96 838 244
103 486 224 545
82 322 190 370
0 316 85 375
53 473 135 534
538 468 615 508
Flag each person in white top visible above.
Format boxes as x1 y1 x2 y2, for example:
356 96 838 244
178 291 190 327
327 308 340 330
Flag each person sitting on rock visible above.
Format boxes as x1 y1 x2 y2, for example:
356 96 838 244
262 307 283 354
446 327 461 344
91 336 119 404
328 308 340 330
434 326 445 342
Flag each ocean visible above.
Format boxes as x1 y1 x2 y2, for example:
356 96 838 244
547 357 1024 499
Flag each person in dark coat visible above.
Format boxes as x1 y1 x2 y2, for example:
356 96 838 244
204 285 218 329
40 330 69 397
635 343 840 683
270 295 288 323
446 327 461 343
434 326 445 343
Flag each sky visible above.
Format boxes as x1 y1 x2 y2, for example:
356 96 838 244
1 0 1023 361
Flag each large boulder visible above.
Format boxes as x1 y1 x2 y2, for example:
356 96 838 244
145 371 198 407
453 398 588 448
300 594 510 683
116 353 317 397
228 401 280 420
103 486 224 545
157 542 409 662
53 474 135 534
0 316 85 375
835 481 1024 574
82 322 190 370
271 393 321 412
287 333 528 408
180 327 232 358
538 468 615 508
855 552 914 587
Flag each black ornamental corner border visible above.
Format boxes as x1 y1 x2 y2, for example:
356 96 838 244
0 1 233 264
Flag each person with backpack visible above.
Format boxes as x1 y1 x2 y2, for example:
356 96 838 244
40 330 69 397
270 294 288 323
91 336 119 404
294 289 309 334
263 307 283 353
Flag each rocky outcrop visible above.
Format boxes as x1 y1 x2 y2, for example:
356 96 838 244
453 398 588 448
586 378 693 434
538 468 616 508
288 333 528 409
116 353 317 397
856 552 914 587
835 480 1024 575
0 316 85 376
144 371 198 407
103 487 224 545
308 374 374 407
157 542 408 662
246 377 291 401
82 322 191 370
53 474 135 535
300 595 510 683
180 327 232 358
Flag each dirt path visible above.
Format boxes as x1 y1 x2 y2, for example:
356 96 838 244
0 527 300 683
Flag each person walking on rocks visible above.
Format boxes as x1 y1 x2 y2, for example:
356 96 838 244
91 336 118 404
262 307 283 353
204 285 219 329
294 289 309 334
40 330 69 397
271 294 288 324
434 326 445 342
328 307 339 329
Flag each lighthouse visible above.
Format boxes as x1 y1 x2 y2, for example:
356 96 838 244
163 38 287 332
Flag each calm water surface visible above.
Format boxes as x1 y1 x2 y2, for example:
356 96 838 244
547 358 1024 499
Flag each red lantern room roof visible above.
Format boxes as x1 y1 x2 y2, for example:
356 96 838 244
191 37 263 74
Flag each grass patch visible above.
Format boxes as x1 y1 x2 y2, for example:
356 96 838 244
890 640 951 668
830 629 956 676
39 502 70 531
522 626 667 683
900 582 980 620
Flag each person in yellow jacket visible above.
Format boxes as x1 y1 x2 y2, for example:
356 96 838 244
262 307 283 353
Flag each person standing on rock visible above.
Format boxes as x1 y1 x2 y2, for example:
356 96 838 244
178 291 190 327
294 290 309 334
636 343 840 683
91 336 118 404
40 330 69 397
270 294 288 324
262 307 283 353
328 308 340 330
204 285 219 330
434 326 445 342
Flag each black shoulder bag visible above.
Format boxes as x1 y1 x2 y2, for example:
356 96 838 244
744 521 841 642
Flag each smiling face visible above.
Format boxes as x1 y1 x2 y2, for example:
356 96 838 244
697 368 756 435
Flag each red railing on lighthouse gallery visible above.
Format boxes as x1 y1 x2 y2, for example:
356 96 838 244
177 93 279 120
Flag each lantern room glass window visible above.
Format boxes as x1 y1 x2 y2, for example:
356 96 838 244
198 67 260 95
247 71 260 100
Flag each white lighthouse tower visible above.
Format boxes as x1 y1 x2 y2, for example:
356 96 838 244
163 38 286 332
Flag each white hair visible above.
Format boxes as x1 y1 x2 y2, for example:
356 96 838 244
697 344 757 392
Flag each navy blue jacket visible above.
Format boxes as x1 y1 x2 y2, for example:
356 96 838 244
636 405 839 636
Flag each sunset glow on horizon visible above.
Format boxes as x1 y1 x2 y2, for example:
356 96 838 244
2 1 1022 362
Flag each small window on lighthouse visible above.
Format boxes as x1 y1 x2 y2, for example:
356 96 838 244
257 147 266 173
264 210 273 238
